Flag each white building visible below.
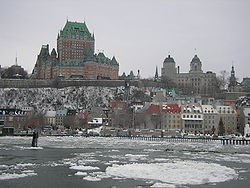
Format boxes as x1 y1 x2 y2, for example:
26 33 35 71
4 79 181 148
244 124 250 137
45 110 56 126
180 102 203 134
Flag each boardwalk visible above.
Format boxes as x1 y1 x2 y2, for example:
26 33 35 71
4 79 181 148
117 136 250 145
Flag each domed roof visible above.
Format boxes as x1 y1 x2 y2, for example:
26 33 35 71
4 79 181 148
191 55 201 63
164 55 175 63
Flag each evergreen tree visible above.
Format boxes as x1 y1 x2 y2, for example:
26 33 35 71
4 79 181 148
218 118 225 136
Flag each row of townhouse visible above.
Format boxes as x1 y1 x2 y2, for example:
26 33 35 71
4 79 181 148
45 109 76 128
129 102 237 135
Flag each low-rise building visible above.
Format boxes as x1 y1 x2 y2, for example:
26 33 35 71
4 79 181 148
45 110 56 127
215 105 237 134
201 105 219 134
55 109 68 127
180 102 203 134
0 108 28 131
162 104 181 132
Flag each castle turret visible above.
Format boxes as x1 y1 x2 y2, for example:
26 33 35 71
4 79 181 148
51 48 57 59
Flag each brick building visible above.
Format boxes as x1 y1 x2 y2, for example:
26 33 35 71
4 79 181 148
32 21 119 80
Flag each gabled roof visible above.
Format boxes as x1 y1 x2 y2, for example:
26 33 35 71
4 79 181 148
146 105 161 115
162 104 181 113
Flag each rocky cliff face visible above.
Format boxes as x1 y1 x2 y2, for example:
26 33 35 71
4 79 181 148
0 87 126 113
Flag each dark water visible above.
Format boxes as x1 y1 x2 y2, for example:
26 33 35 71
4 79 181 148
0 136 250 188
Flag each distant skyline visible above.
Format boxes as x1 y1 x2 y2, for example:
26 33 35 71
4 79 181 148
0 0 250 80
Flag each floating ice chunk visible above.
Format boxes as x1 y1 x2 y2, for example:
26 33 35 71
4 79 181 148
109 160 119 164
75 171 87 176
84 159 99 163
0 171 37 180
154 158 169 162
150 182 176 188
16 163 35 168
106 160 237 185
17 146 43 150
83 176 101 181
125 154 148 161
0 165 8 169
69 165 100 171
90 171 111 179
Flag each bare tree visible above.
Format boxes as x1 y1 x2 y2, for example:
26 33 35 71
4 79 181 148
217 70 229 90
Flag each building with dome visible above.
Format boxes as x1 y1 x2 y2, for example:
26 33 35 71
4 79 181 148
161 54 217 96
31 21 119 80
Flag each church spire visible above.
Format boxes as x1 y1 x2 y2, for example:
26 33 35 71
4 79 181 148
154 66 159 81
15 54 18 66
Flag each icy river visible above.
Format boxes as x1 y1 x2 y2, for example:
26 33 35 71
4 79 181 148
0 136 250 188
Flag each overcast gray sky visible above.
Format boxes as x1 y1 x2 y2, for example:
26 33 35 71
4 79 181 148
1 0 250 80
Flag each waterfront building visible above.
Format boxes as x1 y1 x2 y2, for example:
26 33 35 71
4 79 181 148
161 54 217 96
180 102 203 134
215 105 237 134
45 110 56 127
201 105 219 134
239 108 250 130
0 108 27 131
55 109 68 127
32 21 119 80
161 104 181 132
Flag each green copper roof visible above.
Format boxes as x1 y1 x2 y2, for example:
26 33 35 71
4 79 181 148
51 48 57 57
111 56 118 64
38 44 50 57
59 21 94 40
191 55 201 63
164 55 175 63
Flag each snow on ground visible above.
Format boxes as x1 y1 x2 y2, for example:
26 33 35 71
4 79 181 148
0 87 125 113
106 160 237 185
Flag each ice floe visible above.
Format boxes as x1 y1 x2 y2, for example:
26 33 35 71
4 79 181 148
125 154 148 161
83 175 102 181
69 165 100 171
106 160 237 185
75 171 88 176
16 146 43 150
150 182 177 188
0 170 37 180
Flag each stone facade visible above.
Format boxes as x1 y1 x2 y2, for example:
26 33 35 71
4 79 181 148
161 55 217 96
32 21 119 80
215 105 237 134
